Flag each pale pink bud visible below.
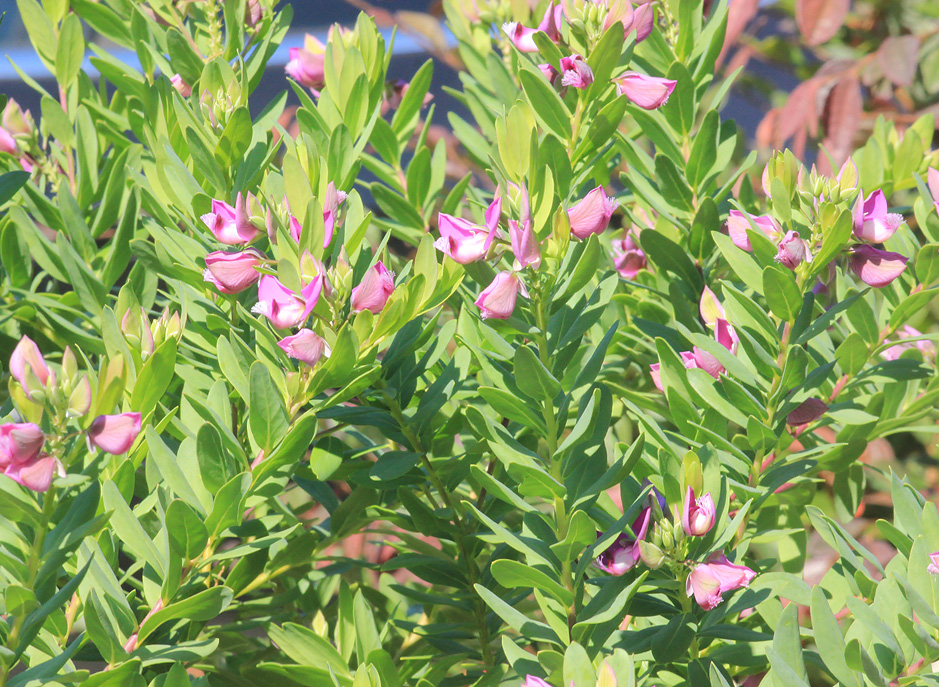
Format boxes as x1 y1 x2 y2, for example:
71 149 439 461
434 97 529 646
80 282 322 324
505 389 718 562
726 210 782 251
253 274 323 328
629 2 656 42
787 398 828 425
475 271 526 320
612 231 646 279
649 363 663 392
537 2 563 41
681 486 716 537
852 190 903 243
615 71 676 109
277 329 331 366
602 0 633 31
0 423 44 467
204 248 264 294
68 375 93 417
351 262 395 314
435 197 502 264
775 230 810 270
568 186 617 239
560 54 593 89
201 197 261 245
10 336 52 391
509 219 541 269
686 564 724 610
928 551 939 575
171 74 192 97
4 454 59 492
87 412 142 455
245 0 262 27
595 508 651 575
538 63 559 85
286 35 326 92
848 244 908 288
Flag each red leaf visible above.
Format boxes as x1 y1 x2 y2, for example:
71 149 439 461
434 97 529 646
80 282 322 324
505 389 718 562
717 0 760 68
820 76 862 170
795 0 849 46
880 35 921 87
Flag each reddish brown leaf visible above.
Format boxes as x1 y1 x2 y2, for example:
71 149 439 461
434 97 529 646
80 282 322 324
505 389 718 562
717 0 760 68
880 35 921 87
795 0 849 46
820 75 862 168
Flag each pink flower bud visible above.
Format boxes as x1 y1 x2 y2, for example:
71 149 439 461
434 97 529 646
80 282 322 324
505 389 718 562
595 507 651 575
649 363 663 392
928 551 939 575
537 63 559 85
286 35 327 92
568 186 617 239
852 190 903 243
0 423 44 467
774 230 811 270
203 248 264 294
253 274 324 329
612 230 646 279
848 244 908 288
245 0 262 27
87 412 142 454
475 271 527 320
786 398 828 426
686 564 724 610
559 54 594 89
628 2 656 42
277 329 331 366
171 74 192 97
201 196 261 245
10 336 53 392
4 454 59 492
538 2 563 41
928 168 939 216
681 486 716 537
435 197 502 264
615 71 676 110
726 210 782 251
0 127 16 155
509 219 541 269
351 262 395 314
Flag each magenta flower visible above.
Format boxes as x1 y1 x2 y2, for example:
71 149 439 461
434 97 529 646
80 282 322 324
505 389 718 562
568 186 618 239
435 197 502 264
650 319 737 391
681 487 715 537
0 423 44 468
853 190 903 243
537 2 563 41
286 35 326 92
10 336 53 394
848 244 908 288
201 195 260 245
560 54 594 89
278 329 331 366
928 551 939 575
87 412 142 455
4 454 59 493
786 398 829 426
775 230 811 270
502 2 562 52
475 271 527 320
351 262 395 314
203 248 264 294
289 183 347 249
686 554 756 610
171 74 192 97
595 507 651 575
629 2 656 41
928 168 939 215
615 71 676 109
537 63 559 85
612 230 646 279
509 219 541 269
707 553 757 590
726 210 782 252
253 274 324 328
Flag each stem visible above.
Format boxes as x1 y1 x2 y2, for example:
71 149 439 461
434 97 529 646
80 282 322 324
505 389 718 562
58 86 76 195
678 584 700 659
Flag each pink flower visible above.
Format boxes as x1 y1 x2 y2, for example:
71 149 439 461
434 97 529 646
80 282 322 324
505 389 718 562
853 190 903 243
615 71 676 109
537 63 559 84
4 454 59 492
0 127 16 155
681 487 715 537
436 197 502 264
627 3 656 42
0 423 44 467
928 168 939 216
650 319 737 390
726 210 782 251
612 230 646 279
928 551 939 575
502 3 562 53
286 35 327 92
524 677 553 687
686 563 724 610
509 218 541 269
706 553 758 590
568 186 618 239
848 244 908 288
786 398 829 426
560 54 594 89
351 261 395 314
10 336 53 393
595 507 651 575
87 412 142 454
203 248 264 294
475 271 527 319
201 195 260 245
277 329 331 366
253 274 324 328
882 326 936 361
537 2 563 41
171 74 192 97
775 230 811 270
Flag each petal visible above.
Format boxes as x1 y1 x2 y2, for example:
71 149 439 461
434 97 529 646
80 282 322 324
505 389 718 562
786 397 829 425
848 245 908 288
88 413 142 455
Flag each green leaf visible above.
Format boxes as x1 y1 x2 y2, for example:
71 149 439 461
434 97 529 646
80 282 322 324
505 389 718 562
55 13 85 86
490 559 574 607
810 586 860 686
146 427 211 515
474 584 563 645
249 362 289 454
165 500 209 560
519 68 572 140
166 28 204 85
763 267 802 322
267 623 351 676
0 171 30 205
131 340 177 418
102 480 165 574
16 0 57 68
771 600 809 685
651 614 696 663
137 587 233 644
549 510 595 563
640 230 703 290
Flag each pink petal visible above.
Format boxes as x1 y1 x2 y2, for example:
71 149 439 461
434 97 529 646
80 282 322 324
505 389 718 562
848 244 908 288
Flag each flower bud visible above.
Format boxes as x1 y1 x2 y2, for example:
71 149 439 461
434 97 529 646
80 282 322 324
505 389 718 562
638 539 665 569
203 248 264 294
286 34 327 93
277 329 331 367
10 336 54 398
568 186 617 239
68 375 93 417
351 262 395 314
474 271 527 320
929 551 939 575
681 486 716 537
614 72 677 110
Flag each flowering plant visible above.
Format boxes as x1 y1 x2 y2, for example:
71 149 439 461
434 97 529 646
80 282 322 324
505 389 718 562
1 0 939 686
